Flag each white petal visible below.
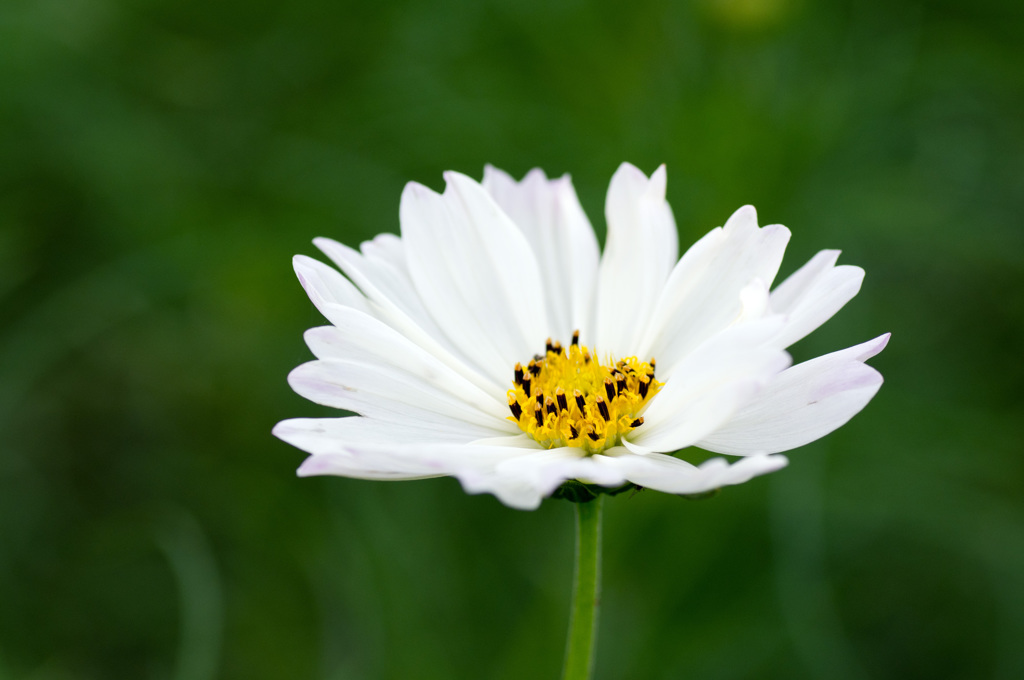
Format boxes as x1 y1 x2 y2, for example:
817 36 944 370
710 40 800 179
400 174 550 383
300 441 569 510
313 236 504 396
358 232 407 271
314 238 460 353
594 163 679 356
293 255 371 319
482 166 600 343
300 306 509 422
454 467 551 510
319 443 627 510
470 433 543 448
458 447 628 509
283 420 510 483
288 358 515 431
628 317 791 453
698 333 889 455
637 205 791 378
736 278 771 324
314 238 428 327
604 451 788 495
769 250 865 349
274 416 495 451
495 449 629 488
296 450 446 481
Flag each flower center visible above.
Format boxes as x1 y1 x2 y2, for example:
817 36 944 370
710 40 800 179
507 331 663 453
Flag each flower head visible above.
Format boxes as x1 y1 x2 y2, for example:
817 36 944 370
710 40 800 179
274 163 888 510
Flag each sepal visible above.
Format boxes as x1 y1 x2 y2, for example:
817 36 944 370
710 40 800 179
552 480 636 503
551 480 721 503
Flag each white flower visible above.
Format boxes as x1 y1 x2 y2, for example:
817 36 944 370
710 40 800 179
274 163 888 510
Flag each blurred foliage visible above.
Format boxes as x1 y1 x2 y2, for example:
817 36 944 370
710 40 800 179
1 0 1023 678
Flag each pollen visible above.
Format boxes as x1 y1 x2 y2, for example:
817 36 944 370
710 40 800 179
507 332 663 453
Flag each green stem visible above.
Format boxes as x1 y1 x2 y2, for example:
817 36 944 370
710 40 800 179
562 496 603 680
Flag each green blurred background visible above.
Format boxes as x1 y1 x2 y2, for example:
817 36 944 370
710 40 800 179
2 0 1023 678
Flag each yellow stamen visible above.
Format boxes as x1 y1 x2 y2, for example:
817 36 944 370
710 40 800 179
506 332 663 453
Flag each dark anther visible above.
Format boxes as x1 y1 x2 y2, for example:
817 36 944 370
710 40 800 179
629 417 644 428
574 389 586 412
545 397 557 416
535 393 544 406
556 387 568 412
521 375 532 397
571 330 580 346
596 396 610 421
569 425 579 439
552 341 563 356
509 399 523 420
587 431 600 441
638 375 650 398
528 360 541 376
545 338 554 353
533 402 544 427
616 373 626 396
583 350 592 364
514 363 524 385
604 378 616 402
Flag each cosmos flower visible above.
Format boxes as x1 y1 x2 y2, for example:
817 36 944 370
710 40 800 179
274 164 887 510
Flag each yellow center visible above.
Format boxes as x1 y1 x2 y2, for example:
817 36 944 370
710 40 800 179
507 331 663 453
